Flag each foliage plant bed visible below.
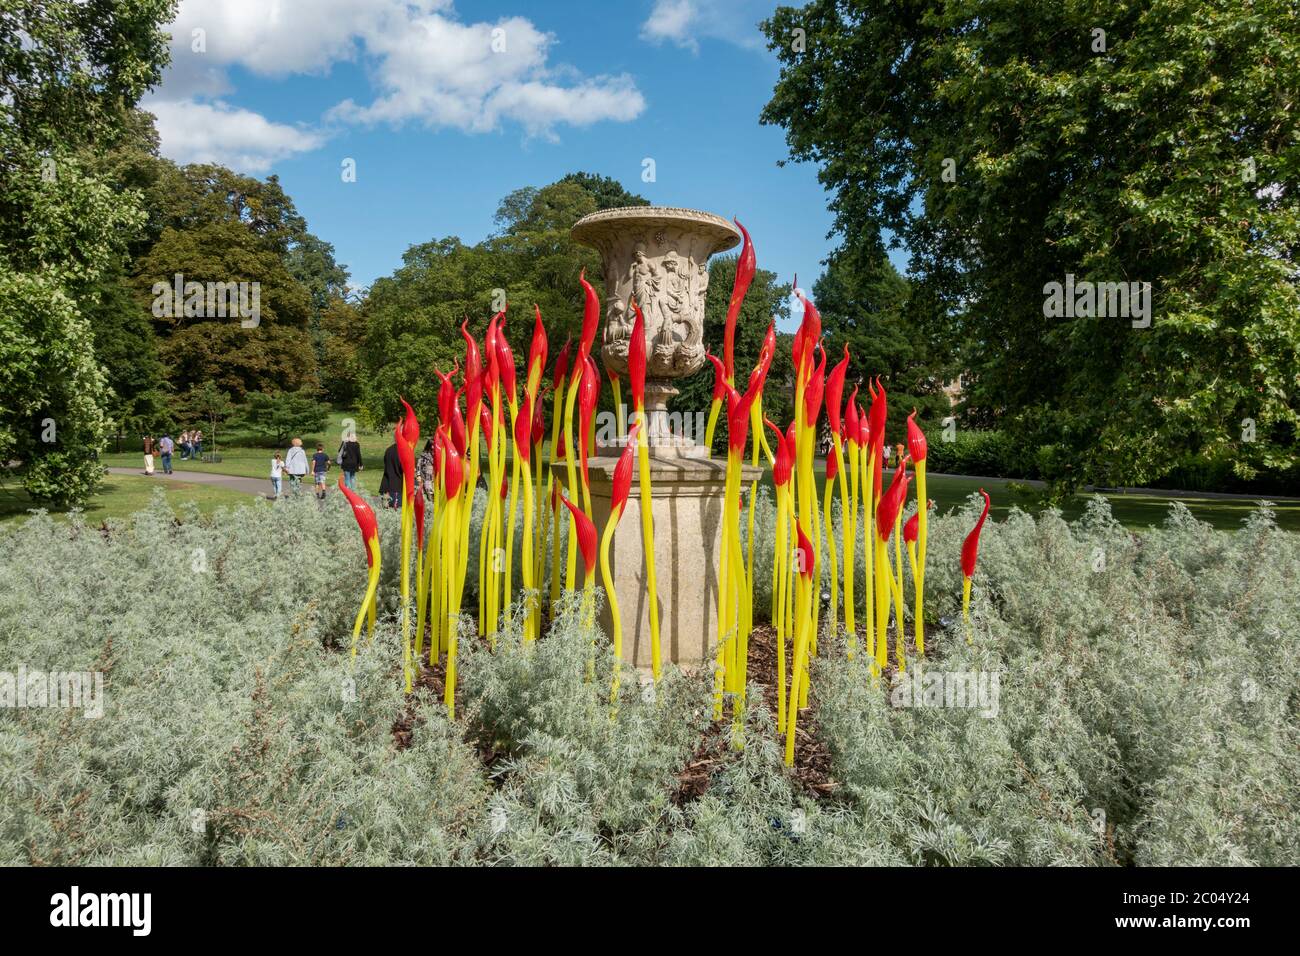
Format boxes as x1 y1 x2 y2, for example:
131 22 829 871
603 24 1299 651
670 627 837 809
740 624 837 800
1 493 1297 865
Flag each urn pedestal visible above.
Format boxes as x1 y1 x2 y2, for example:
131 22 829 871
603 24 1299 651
560 456 762 671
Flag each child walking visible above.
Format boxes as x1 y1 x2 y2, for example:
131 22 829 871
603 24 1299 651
270 452 284 498
311 442 330 500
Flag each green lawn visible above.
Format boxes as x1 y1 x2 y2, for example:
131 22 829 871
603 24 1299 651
921 474 1300 533
757 465 1300 533
0 474 254 527
101 407 394 492
43 401 1300 534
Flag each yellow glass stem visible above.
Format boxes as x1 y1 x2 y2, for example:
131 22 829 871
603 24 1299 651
834 437 853 655
772 484 788 734
351 538 382 660
634 407 662 680
443 494 462 718
742 478 757 694
874 533 889 675
795 408 818 711
562 372 582 592
477 479 490 636
520 450 536 642
367 580 376 642
612 379 625 439
915 461 927 656
432 486 445 635
822 473 837 637
487 395 504 642
502 400 521 628
702 398 722 455
891 516 907 673
452 479 473 656
532 436 546 601
416 487 441 663
863 447 876 663
400 486 412 693
599 507 622 706
784 570 810 767
720 453 737 696
962 575 973 645
546 376 566 610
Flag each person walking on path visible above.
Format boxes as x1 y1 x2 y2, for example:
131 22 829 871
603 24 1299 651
417 438 435 501
158 433 175 474
379 440 402 509
312 442 330 500
270 452 284 498
338 433 362 491
285 437 308 495
142 434 155 475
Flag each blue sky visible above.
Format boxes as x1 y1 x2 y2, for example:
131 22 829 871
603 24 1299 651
147 1 897 323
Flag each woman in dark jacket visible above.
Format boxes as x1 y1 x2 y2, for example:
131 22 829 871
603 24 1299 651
378 441 403 509
338 436 363 490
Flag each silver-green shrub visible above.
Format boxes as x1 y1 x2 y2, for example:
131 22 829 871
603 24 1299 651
1 489 1294 865
0 495 485 865
813 495 1299 865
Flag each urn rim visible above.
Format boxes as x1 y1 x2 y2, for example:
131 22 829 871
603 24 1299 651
570 205 741 254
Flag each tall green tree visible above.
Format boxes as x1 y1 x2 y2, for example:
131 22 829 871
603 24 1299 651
813 249 953 447
762 0 1300 488
556 172 651 213
318 295 367 406
0 0 175 506
181 381 234 457
359 174 648 428
237 389 330 447
286 232 350 393
85 272 170 434
360 237 498 428
87 117 347 405
132 221 316 400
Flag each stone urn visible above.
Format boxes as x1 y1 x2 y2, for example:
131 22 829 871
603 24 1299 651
571 206 740 456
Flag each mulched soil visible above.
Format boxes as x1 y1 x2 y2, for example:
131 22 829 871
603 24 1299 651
672 722 730 806
673 623 839 805
391 634 509 776
744 623 838 799
390 651 446 750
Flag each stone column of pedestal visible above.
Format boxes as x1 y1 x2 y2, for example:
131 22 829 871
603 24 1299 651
567 455 762 671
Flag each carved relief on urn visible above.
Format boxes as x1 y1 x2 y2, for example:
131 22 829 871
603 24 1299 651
571 207 739 453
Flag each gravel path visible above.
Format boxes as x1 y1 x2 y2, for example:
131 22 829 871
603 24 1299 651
106 466 271 498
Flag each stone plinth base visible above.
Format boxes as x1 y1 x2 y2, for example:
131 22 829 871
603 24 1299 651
556 455 761 671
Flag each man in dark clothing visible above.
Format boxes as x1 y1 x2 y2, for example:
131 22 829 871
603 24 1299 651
378 442 403 509
338 436 362 491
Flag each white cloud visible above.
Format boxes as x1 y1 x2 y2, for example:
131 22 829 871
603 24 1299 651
151 0 646 169
640 0 701 52
146 99 325 173
166 0 447 81
639 0 769 53
327 13 644 134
